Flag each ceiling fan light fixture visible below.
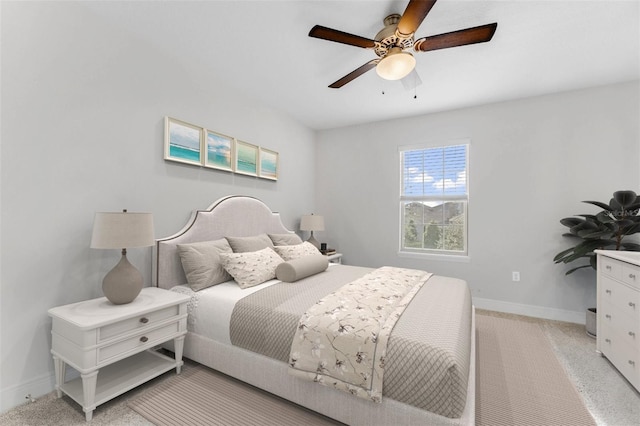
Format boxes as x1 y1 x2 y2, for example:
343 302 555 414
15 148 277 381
376 47 416 81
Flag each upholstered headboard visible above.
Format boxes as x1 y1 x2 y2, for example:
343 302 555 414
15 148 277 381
153 195 293 289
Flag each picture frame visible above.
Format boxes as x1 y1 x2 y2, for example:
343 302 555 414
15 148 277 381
259 147 279 180
204 129 234 172
164 117 203 166
234 140 258 176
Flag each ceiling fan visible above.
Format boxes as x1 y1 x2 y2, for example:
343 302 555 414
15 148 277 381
309 0 498 88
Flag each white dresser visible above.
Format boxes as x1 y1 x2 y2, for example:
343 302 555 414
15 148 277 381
48 287 190 421
595 250 640 392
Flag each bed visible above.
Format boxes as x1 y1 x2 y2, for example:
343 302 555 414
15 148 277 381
153 195 476 425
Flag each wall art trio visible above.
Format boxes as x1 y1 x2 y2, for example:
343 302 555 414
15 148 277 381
163 116 279 180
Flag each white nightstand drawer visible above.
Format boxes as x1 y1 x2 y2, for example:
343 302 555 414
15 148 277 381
99 305 179 342
601 257 622 280
98 322 179 363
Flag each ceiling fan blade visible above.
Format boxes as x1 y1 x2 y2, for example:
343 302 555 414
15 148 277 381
413 23 498 52
396 0 438 38
329 60 379 88
309 25 376 49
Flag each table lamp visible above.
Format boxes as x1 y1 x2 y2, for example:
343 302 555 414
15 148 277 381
90 210 154 304
300 214 324 249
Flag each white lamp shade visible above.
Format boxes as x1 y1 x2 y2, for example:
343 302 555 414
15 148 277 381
300 214 325 232
376 48 416 81
90 212 155 249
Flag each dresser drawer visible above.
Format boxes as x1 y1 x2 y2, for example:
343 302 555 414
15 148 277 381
600 301 639 351
98 322 179 363
622 264 640 290
99 306 179 342
601 325 640 389
600 277 640 322
601 256 623 280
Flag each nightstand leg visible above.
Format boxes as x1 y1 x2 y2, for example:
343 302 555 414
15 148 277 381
174 335 185 374
81 370 98 421
52 356 66 398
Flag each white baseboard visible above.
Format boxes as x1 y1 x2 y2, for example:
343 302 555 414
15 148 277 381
0 372 55 414
473 297 587 325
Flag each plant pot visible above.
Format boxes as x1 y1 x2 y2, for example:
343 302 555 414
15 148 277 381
586 307 596 338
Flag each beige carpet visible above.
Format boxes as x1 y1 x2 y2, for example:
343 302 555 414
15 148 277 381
129 315 596 426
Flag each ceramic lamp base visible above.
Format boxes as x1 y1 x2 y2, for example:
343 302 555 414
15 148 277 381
102 253 143 304
306 232 321 249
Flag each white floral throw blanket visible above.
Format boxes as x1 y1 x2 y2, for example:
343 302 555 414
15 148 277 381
288 266 432 402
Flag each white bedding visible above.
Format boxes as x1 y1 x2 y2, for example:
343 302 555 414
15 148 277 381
171 279 279 344
170 263 341 344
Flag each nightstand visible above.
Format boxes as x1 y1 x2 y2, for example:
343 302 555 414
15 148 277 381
48 287 190 421
326 253 343 264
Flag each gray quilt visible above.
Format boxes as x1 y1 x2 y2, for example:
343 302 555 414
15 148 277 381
229 265 471 418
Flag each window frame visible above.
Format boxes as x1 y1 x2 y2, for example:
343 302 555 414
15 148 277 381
398 140 470 259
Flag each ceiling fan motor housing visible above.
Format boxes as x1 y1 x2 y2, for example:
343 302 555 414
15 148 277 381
374 14 414 58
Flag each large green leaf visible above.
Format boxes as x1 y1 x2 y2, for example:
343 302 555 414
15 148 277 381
620 242 640 251
565 264 593 275
560 217 584 228
613 190 637 208
578 229 614 239
582 200 612 211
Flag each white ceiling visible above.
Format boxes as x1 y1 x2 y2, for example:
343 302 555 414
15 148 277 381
85 0 640 130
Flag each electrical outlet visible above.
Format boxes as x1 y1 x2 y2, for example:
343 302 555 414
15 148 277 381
512 271 520 282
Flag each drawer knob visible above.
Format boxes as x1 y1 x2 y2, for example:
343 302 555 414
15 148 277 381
605 289 612 294
140 336 149 343
629 302 636 308
629 360 636 366
629 273 637 279
140 317 149 324
605 338 611 343
606 265 612 270
605 314 611 319
629 331 636 338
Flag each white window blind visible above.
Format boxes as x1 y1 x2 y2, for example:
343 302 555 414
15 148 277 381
400 143 468 254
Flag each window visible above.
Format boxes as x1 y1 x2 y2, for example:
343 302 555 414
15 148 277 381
400 143 468 255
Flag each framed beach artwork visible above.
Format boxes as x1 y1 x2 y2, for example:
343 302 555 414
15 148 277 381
204 129 234 172
164 117 203 166
259 148 279 180
234 140 258 176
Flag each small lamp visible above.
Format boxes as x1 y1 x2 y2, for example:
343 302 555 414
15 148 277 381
90 210 154 305
300 214 324 249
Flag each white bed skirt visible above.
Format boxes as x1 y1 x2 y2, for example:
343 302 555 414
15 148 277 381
166 307 476 426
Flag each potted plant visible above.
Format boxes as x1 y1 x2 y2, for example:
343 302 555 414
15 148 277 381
554 190 640 336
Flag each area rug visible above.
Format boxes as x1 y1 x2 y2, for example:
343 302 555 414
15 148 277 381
128 365 339 425
129 314 596 426
475 315 595 426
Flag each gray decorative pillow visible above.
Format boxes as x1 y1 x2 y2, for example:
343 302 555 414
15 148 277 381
273 242 320 261
268 233 303 246
225 234 274 253
276 255 329 283
177 239 233 291
219 247 284 289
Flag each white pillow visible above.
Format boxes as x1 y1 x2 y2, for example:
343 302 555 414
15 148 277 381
177 239 233 291
273 241 320 261
219 247 284 289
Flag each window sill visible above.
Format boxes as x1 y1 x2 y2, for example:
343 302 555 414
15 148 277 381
397 251 471 263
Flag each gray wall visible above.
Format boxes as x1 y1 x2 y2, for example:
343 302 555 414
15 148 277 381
0 2 315 410
315 81 640 321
